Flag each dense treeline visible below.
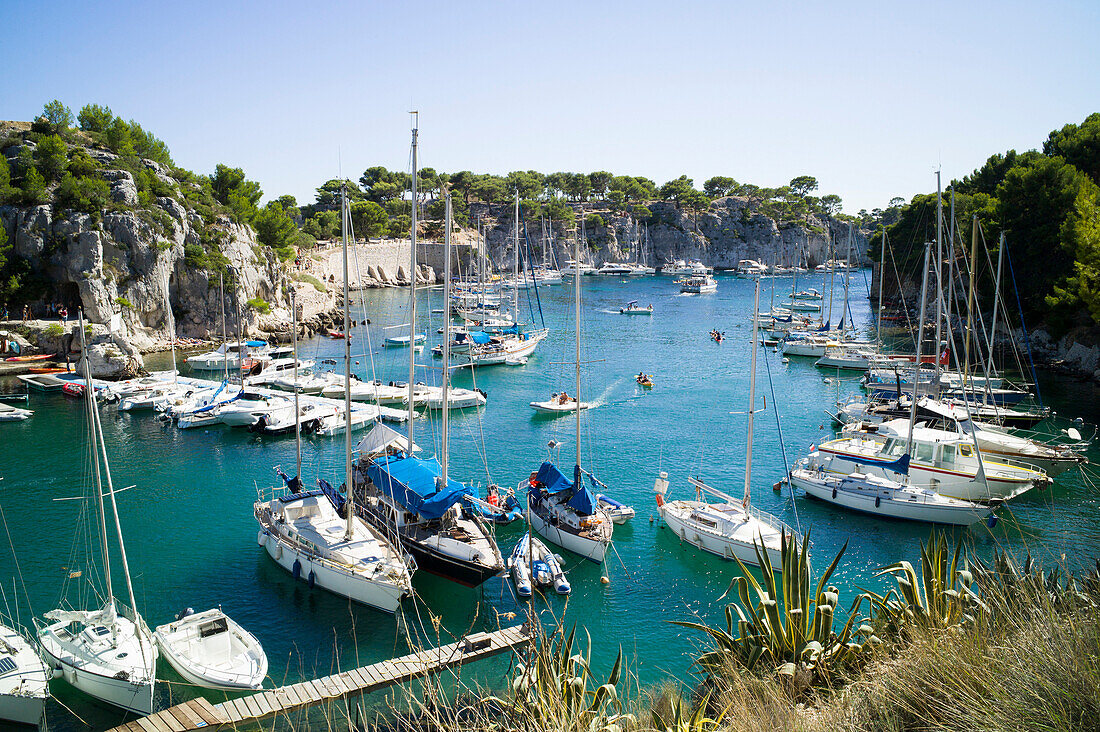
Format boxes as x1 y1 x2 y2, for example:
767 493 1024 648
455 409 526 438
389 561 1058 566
871 113 1100 334
2 98 866 308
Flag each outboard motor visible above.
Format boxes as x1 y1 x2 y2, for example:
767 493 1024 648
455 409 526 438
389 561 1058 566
175 607 194 622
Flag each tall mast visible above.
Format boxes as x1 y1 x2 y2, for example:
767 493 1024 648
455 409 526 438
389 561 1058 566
341 186 355 542
963 215 979 390
78 311 114 622
513 192 520 326
933 172 944 381
440 191 453 486
842 224 852 329
826 232 835 328
906 243 932 458
292 287 301 482
745 278 761 508
219 271 228 383
876 225 886 343
945 189 956 367
166 270 177 385
407 115 419 443
574 219 583 475
986 232 1006 377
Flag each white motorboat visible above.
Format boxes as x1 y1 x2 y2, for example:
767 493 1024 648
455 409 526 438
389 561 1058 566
259 401 331 434
271 370 340 395
530 394 591 414
595 494 635 524
215 392 292 428
383 334 426 347
419 387 486 410
789 464 995 526
595 262 635 276
0 403 32 421
321 376 408 404
186 340 268 371
790 288 822 301
562 260 597 276
735 259 768 278
154 608 267 691
815 345 878 371
0 623 48 727
619 301 653 315
680 275 717 293
508 532 570 597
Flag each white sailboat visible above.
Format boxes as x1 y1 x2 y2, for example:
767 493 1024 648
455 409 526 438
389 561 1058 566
520 232 614 563
253 184 414 613
654 279 802 569
37 313 158 715
0 622 48 727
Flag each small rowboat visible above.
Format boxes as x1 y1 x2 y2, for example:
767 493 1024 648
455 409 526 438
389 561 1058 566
383 334 426 347
154 608 267 691
596 494 636 524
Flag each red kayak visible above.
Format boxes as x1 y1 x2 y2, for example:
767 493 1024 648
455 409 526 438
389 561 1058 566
62 382 84 397
27 366 66 374
5 354 53 362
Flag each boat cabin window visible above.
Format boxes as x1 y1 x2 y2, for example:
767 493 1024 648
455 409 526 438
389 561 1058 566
199 618 229 638
884 440 905 457
943 445 956 464
959 444 974 458
689 513 717 529
0 657 16 674
916 443 934 462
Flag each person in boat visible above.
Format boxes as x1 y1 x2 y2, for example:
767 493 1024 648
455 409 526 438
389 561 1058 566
486 486 500 507
557 392 574 405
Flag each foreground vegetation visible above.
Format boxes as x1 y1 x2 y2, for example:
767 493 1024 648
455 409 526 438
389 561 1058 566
350 534 1100 732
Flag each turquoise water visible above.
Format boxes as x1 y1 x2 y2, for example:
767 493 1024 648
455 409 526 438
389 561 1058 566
1 271 1098 730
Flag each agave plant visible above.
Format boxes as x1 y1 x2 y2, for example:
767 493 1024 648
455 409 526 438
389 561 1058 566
672 532 877 688
651 693 724 732
864 531 987 632
484 624 634 732
971 550 1100 613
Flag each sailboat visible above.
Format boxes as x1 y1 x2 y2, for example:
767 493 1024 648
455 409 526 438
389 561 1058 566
37 312 158 715
353 183 505 588
519 231 614 563
253 184 414 613
654 279 802 569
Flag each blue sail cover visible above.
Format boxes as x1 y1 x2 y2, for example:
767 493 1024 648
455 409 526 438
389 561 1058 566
366 455 469 520
837 451 911 476
533 461 598 516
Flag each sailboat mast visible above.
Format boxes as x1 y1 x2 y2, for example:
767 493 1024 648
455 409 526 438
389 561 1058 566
745 278 761 507
292 287 301 481
906 243 932 458
77 311 114 616
963 215 979 390
166 271 177 385
826 233 835 327
843 224 852 328
341 186 355 542
441 192 452 486
933 172 944 379
574 224 582 471
513 193 520 326
876 226 886 343
986 232 1005 377
219 272 228 383
407 117 419 442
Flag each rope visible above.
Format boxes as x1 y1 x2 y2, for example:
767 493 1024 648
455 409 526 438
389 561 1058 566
1005 247 1042 407
761 342 802 538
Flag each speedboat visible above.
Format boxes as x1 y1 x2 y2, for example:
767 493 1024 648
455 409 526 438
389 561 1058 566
680 275 717 293
620 301 653 315
215 392 292 428
186 340 268 371
595 262 635 276
154 608 267 691
530 393 591 414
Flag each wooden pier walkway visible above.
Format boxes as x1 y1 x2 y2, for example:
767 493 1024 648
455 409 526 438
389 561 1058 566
109 624 531 732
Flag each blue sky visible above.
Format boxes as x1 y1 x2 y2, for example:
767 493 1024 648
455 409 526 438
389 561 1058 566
2 0 1097 213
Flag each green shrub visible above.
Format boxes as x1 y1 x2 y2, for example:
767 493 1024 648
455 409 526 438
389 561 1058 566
55 173 110 216
44 323 64 337
246 297 270 314
114 296 133 309
291 272 326 292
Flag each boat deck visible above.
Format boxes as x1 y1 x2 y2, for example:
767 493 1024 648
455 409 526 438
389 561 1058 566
107 624 530 732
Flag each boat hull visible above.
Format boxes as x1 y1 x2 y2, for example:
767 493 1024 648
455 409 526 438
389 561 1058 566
790 473 991 526
657 503 783 568
528 506 608 563
39 640 155 716
0 692 45 727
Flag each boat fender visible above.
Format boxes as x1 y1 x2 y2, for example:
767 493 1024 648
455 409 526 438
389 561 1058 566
308 570 316 589
274 543 282 560
874 496 881 508
987 515 998 528
51 666 64 680
832 487 837 499
257 530 267 547
292 559 302 580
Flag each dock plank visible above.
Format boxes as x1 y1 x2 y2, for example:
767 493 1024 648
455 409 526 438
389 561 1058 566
192 698 228 725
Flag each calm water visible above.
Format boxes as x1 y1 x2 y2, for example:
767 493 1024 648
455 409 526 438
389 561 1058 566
2 271 1098 730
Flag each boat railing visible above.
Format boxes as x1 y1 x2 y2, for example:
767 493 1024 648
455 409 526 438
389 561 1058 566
687 477 800 539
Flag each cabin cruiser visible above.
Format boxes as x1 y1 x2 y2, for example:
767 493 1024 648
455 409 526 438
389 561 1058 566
680 275 717 293
595 262 636 276
186 340 268 371
735 259 768 278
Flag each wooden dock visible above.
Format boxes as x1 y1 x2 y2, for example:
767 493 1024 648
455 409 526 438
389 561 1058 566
109 624 531 732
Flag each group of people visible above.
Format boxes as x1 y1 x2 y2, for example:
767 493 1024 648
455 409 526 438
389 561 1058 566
710 329 725 343
3 302 69 322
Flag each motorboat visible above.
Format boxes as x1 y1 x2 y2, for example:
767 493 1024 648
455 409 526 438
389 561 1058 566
562 259 597 276
214 392 292 428
321 376 408 404
508 532 570 597
186 340 268 371
521 462 613 563
620 301 653 315
735 259 768 278
383 334 426 347
0 623 48 727
680 275 717 293
595 494 635 524
530 393 591 414
419 387 487 410
789 463 995 526
154 608 267 691
595 262 635 276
